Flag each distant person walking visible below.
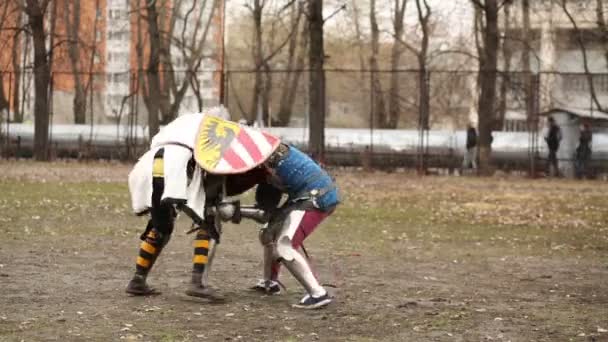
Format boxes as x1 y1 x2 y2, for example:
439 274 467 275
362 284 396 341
575 123 592 179
462 124 477 171
544 117 562 177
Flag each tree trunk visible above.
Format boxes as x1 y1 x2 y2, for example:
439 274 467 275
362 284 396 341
388 0 407 129
262 61 272 125
308 0 325 161
277 4 304 127
0 1 9 117
11 15 22 123
418 60 430 130
370 0 386 128
65 0 87 124
417 0 430 130
477 0 499 174
26 0 51 161
0 75 9 114
405 0 431 172
497 1 511 131
145 1 162 138
157 1 173 125
351 0 367 76
522 0 535 126
249 0 264 124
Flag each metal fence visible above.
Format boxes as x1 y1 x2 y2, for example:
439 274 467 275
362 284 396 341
1 68 607 177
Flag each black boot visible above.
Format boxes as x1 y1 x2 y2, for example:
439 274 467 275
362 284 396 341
126 273 161 296
185 272 224 301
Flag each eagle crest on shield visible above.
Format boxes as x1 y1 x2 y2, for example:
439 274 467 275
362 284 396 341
194 115 281 175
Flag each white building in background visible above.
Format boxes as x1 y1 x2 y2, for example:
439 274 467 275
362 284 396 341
498 0 608 130
4 0 223 125
105 0 132 118
103 0 222 123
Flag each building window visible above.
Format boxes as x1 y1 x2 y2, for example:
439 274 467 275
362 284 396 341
172 56 184 68
563 74 608 93
109 9 126 19
94 52 101 64
108 51 129 63
93 74 104 87
596 74 608 92
106 72 129 84
108 94 126 109
108 30 128 41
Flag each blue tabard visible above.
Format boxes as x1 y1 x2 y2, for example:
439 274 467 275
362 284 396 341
273 146 339 211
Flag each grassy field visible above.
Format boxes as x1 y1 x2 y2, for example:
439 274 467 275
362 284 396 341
0 161 607 341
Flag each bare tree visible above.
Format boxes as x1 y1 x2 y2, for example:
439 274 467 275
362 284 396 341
0 1 23 123
169 0 219 118
387 0 407 129
348 0 371 117
0 1 12 117
10 11 23 123
350 0 368 77
521 0 536 125
471 0 500 174
135 0 219 139
251 1 274 125
308 0 326 160
496 1 511 130
24 0 53 161
143 0 164 138
86 0 101 127
276 2 306 126
64 0 87 123
390 0 431 130
248 0 267 124
246 0 303 125
182 0 221 112
369 0 387 128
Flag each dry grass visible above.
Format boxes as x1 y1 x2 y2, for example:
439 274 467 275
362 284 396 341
0 161 607 341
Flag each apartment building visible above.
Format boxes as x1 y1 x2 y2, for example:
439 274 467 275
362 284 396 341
0 0 223 125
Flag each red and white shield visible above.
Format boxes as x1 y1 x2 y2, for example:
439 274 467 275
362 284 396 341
194 115 280 174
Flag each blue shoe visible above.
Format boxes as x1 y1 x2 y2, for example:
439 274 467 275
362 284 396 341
292 292 332 309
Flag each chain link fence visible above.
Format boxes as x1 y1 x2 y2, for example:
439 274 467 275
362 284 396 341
1 68 607 177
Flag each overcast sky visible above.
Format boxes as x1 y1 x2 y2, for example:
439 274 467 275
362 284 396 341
226 0 474 40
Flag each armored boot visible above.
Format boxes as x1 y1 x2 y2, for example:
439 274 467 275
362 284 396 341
184 230 224 301
250 243 281 295
126 274 160 296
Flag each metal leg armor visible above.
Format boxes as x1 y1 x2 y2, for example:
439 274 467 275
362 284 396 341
262 243 276 281
274 210 325 298
201 238 218 287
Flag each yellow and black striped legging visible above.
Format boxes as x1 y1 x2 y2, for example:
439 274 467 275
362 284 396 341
135 148 176 276
135 148 214 277
192 229 211 274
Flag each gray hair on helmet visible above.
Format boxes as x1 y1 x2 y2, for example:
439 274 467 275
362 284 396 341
204 105 231 120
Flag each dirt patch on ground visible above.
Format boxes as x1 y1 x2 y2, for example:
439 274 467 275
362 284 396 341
0 162 607 341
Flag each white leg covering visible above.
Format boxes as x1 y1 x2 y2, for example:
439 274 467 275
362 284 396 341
275 210 325 297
